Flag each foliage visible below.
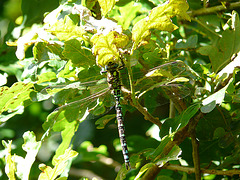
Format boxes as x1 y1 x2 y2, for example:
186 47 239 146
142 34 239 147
0 0 240 179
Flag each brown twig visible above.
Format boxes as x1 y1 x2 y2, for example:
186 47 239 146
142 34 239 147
128 94 162 128
191 131 201 180
141 112 204 179
188 2 240 17
163 164 240 177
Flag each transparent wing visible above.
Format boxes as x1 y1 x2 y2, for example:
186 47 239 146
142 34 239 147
39 77 115 128
132 61 191 110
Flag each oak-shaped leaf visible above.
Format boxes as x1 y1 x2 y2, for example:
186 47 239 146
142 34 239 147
132 0 191 50
91 31 129 67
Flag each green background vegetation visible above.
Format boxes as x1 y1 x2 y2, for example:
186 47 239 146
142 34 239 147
0 0 240 179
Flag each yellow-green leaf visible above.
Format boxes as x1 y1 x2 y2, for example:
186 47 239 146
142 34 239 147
0 82 33 114
91 31 129 67
2 140 16 180
98 0 116 16
37 72 57 83
47 15 87 41
132 0 191 50
38 148 78 180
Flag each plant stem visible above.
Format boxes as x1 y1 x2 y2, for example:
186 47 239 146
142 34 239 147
141 111 204 179
163 164 240 176
125 60 137 106
191 131 201 180
188 2 240 17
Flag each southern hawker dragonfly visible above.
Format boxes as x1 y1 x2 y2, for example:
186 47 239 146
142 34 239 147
39 60 191 170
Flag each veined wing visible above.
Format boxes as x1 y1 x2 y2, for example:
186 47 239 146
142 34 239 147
39 77 114 124
133 61 192 110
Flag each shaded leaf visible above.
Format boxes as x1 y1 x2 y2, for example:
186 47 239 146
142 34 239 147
33 42 64 62
62 39 95 67
175 35 198 49
178 103 201 129
95 114 115 129
197 11 240 72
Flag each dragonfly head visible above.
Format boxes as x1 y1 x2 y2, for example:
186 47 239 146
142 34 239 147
100 61 119 74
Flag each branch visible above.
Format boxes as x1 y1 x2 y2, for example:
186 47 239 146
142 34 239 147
188 2 240 17
191 131 201 180
142 112 204 179
122 87 162 128
163 164 240 177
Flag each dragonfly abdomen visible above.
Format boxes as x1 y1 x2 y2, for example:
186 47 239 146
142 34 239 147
106 62 131 170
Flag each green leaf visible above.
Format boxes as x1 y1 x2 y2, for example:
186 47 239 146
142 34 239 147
52 120 78 164
200 100 216 114
33 42 64 62
37 72 57 83
77 141 108 161
15 131 41 180
201 79 232 113
147 136 171 160
57 61 78 79
213 127 226 139
62 39 95 67
132 0 191 50
197 11 240 72
0 106 24 124
95 114 115 129
113 2 142 30
98 0 116 16
38 148 78 180
178 103 201 129
2 140 16 180
175 35 198 49
0 82 33 114
46 15 87 41
135 163 156 179
91 31 129 67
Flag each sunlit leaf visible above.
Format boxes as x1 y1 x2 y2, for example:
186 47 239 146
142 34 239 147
98 0 116 16
0 82 33 114
0 106 24 124
113 2 142 30
132 0 191 49
14 131 41 179
2 140 16 180
46 15 87 41
91 31 129 67
37 72 57 83
52 120 78 164
38 148 78 180
201 79 232 113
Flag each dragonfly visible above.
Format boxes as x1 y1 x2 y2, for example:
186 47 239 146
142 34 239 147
39 60 191 170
